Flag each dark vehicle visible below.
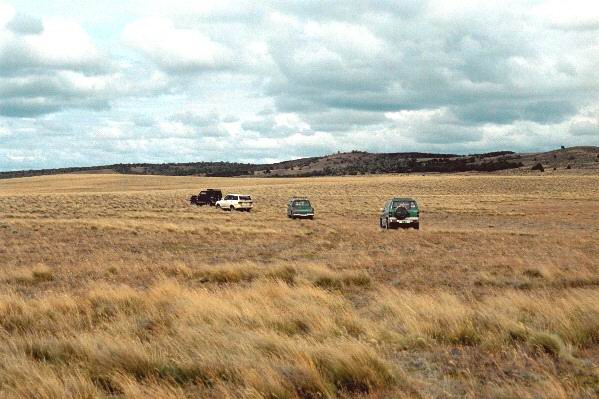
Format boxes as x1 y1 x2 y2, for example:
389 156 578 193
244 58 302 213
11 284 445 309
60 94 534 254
379 197 420 229
287 197 314 219
190 189 222 206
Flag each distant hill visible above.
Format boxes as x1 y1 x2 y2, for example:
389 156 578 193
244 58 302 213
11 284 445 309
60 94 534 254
1 147 598 179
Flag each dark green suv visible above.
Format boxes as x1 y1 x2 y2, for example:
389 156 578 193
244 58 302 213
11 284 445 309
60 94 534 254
287 197 314 219
379 198 419 229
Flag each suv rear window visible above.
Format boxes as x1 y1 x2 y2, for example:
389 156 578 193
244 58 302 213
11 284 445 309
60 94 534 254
392 200 416 209
239 196 251 201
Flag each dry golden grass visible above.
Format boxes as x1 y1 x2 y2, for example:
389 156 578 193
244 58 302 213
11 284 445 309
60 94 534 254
0 173 598 398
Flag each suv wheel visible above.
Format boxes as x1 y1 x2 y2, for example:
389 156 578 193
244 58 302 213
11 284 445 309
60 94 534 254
385 218 390 230
379 218 383 228
216 204 221 209
395 207 409 220
230 205 235 212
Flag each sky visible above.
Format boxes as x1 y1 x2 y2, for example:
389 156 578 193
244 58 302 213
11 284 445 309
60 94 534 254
1 0 598 171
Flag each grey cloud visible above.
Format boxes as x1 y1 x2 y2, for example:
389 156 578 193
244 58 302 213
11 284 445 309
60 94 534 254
241 118 274 133
171 111 219 127
133 115 156 127
134 2 586 129
268 0 426 21
304 110 386 132
413 124 483 144
221 115 239 123
0 74 113 117
570 121 599 137
0 43 108 75
0 98 109 118
6 13 44 35
454 100 578 125
258 3 588 130
241 116 299 137
162 110 231 138
549 20 599 32
0 100 61 117
199 126 230 137
0 10 121 119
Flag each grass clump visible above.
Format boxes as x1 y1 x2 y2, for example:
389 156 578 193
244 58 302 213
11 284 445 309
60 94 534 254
528 332 567 358
266 265 297 284
311 345 396 395
194 265 258 284
12 264 54 285
192 263 297 284
32 265 54 282
311 268 372 290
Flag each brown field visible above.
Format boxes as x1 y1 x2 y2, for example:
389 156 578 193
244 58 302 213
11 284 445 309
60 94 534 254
0 173 598 398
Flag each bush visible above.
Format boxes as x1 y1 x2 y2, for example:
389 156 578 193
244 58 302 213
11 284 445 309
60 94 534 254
531 163 544 172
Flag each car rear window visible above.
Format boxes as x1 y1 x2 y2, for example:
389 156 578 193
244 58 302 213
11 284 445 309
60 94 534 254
239 196 251 201
293 200 311 207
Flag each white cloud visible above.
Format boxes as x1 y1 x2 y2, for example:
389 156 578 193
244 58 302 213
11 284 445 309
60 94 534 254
569 106 599 136
0 2 15 27
0 17 103 71
123 17 233 72
535 1 599 30
0 123 10 137
303 21 384 57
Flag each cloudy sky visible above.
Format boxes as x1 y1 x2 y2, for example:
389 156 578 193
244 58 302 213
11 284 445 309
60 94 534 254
1 0 598 171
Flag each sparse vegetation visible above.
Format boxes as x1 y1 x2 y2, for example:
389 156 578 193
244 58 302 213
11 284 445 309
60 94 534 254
3 147 598 180
0 173 598 398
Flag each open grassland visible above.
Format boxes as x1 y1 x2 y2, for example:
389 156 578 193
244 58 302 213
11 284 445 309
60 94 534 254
0 173 598 398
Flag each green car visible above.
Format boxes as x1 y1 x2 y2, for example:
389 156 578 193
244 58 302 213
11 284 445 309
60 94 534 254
379 197 420 229
287 197 314 219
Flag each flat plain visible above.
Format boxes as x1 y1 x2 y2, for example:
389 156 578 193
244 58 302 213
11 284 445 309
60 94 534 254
0 173 598 398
